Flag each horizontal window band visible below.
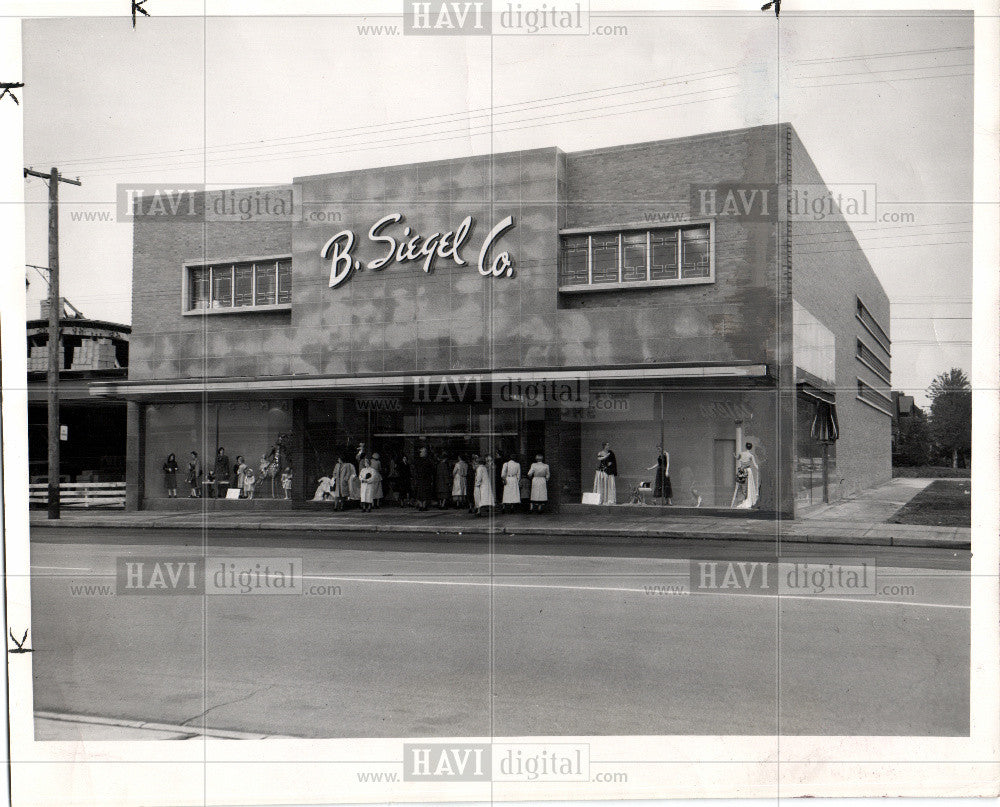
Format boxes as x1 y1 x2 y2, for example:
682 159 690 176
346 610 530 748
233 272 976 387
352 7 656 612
856 314 891 355
856 354 891 385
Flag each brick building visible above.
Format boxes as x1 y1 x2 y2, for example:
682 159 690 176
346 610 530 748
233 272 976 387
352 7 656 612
93 123 892 514
27 299 130 482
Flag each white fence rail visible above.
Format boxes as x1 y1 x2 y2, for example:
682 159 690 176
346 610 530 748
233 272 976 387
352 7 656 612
29 482 126 509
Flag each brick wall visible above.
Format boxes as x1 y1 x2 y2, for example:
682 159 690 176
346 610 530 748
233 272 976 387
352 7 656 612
132 135 791 382
130 187 294 382
562 126 785 370
789 129 892 500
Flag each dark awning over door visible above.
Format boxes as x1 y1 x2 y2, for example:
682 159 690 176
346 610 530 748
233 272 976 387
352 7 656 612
810 399 839 442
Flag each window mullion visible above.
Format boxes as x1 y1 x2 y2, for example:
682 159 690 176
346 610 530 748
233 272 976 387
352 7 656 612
230 265 235 307
587 235 592 285
649 236 655 281
617 233 623 283
676 229 683 278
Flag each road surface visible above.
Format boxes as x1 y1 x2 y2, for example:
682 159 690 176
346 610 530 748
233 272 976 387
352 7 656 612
30 527 970 738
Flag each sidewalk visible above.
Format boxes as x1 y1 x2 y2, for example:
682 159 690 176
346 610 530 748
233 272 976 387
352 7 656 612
798 476 944 522
29 479 970 549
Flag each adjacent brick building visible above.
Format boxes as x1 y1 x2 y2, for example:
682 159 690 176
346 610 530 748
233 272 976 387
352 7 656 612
27 299 130 483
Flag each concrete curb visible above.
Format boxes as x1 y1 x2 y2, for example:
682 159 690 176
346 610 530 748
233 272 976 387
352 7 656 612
29 516 971 550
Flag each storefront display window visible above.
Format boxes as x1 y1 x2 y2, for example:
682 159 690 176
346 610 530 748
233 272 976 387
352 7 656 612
796 394 837 507
569 388 771 509
144 400 292 498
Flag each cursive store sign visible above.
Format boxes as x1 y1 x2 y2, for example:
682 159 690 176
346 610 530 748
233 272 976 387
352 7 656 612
320 213 515 288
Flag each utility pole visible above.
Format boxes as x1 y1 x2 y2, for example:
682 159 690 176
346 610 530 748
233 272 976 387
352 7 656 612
24 167 82 519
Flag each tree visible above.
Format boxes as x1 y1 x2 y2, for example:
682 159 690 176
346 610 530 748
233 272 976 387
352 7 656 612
928 368 972 468
892 405 931 466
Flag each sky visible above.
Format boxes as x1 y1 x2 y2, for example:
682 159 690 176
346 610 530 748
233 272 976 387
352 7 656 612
20 11 974 405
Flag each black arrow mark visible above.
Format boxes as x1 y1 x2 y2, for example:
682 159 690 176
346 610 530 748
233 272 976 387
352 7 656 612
8 628 33 654
0 82 24 105
132 0 150 28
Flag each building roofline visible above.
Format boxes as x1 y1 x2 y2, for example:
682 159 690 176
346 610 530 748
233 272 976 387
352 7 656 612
563 122 795 159
291 123 796 184
292 145 563 183
26 318 131 333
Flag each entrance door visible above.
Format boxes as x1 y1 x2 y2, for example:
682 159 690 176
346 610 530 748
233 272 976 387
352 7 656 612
713 439 736 508
371 403 523 463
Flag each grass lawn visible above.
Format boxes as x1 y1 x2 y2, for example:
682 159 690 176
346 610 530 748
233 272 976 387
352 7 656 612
889 480 971 527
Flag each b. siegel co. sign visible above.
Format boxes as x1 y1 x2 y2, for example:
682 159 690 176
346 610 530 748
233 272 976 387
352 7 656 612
320 213 515 288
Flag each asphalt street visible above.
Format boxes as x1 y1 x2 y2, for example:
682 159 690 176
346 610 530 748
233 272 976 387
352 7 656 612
30 528 970 738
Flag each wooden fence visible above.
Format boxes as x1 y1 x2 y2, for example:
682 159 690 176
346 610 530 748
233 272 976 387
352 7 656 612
28 482 126 509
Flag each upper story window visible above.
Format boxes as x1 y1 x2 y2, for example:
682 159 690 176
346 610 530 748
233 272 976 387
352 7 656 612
558 223 714 292
856 296 890 355
857 378 893 415
185 257 292 314
855 337 891 384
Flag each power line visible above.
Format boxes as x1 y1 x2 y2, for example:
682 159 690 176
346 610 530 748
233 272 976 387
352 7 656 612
45 60 973 175
37 68 971 178
893 340 971 345
794 227 973 246
796 62 972 81
796 220 973 237
793 71 972 90
796 239 971 256
45 68 740 171
892 300 971 305
792 45 972 65
29 44 976 175
74 87 741 178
